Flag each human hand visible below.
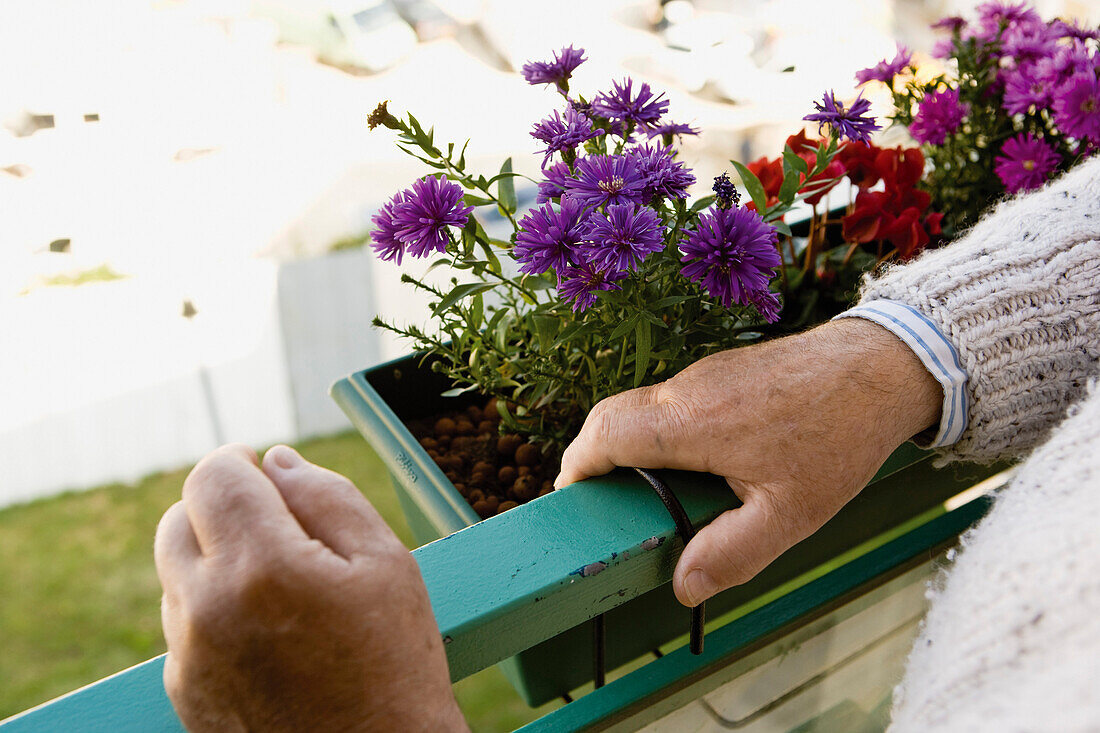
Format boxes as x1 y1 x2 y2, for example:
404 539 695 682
556 318 942 608
154 444 467 732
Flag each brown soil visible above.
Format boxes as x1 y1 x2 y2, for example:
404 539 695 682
406 398 557 519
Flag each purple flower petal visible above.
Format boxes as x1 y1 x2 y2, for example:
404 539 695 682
909 89 969 146
530 107 601 165
855 45 912 85
390 175 473 258
581 203 666 272
994 133 1061 193
521 45 587 92
565 154 649 209
679 206 780 309
557 263 627 312
591 78 669 126
513 196 589 275
803 90 881 143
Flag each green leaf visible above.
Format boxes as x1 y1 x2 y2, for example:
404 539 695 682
609 313 640 341
550 321 588 350
470 293 484 329
778 166 801 205
689 194 717 214
532 313 559 352
638 310 667 329
771 219 793 237
653 294 695 308
633 321 652 388
497 157 517 216
494 312 515 352
432 282 498 316
457 139 469 169
730 160 766 214
522 274 556 291
463 194 495 206
397 145 446 169
782 146 809 175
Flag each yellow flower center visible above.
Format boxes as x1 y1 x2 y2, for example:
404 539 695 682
1024 159 1036 171
598 176 625 193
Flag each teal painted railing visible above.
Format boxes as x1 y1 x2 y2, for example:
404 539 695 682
0 441 998 732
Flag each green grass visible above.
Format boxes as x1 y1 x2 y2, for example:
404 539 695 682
0 431 544 731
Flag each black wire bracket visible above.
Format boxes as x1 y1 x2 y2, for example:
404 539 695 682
634 467 706 656
588 467 706 695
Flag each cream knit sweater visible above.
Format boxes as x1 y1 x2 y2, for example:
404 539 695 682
857 155 1100 731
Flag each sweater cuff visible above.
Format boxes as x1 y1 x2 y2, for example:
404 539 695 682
834 300 968 448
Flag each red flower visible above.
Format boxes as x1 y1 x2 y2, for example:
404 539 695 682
880 207 929 259
747 155 784 205
924 211 944 237
874 147 924 191
838 142 880 189
843 190 892 243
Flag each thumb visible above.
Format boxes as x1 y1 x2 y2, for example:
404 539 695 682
672 496 791 607
262 445 405 558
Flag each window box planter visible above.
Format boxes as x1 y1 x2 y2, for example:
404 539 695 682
331 352 1000 707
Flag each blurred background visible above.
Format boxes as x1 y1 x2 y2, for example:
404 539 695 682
1 0 1096 727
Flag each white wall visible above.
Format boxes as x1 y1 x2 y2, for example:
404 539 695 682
0 250 394 508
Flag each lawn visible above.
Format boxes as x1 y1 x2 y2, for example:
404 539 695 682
0 431 553 731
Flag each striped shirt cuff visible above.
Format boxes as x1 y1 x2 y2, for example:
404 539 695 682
834 300 968 448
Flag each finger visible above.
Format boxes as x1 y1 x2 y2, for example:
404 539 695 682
672 496 792 607
154 501 202 589
262 445 405 559
182 443 307 555
556 397 697 488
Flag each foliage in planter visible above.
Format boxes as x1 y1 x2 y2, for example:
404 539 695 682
364 48 932 456
858 2 1100 235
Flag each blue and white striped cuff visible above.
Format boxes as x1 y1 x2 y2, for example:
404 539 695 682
834 300 969 448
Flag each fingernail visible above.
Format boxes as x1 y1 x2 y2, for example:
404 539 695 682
270 445 301 470
683 569 716 607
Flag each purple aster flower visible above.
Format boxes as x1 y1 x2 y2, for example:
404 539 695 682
531 107 601 165
627 144 696 201
1052 19 1100 42
679 206 780 309
557 262 628 312
994 133 1061 193
909 89 969 145
521 45 587 93
931 37 957 59
974 1 1042 42
1003 63 1054 114
391 175 473 258
712 173 740 210
642 120 700 145
566 154 649 209
591 78 669 126
803 90 881 144
746 288 782 324
1001 22 1059 63
931 16 967 32
1053 72 1100 142
514 196 589 275
855 45 912 85
370 191 408 264
581 203 666 272
537 161 576 203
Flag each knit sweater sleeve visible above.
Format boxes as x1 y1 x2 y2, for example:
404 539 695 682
856 154 1100 464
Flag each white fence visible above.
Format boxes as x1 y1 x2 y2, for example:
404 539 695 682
0 247 437 508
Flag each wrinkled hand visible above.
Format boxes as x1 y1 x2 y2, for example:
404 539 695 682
556 318 941 608
154 444 466 732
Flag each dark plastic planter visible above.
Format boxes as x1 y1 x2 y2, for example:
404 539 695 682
331 352 996 706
